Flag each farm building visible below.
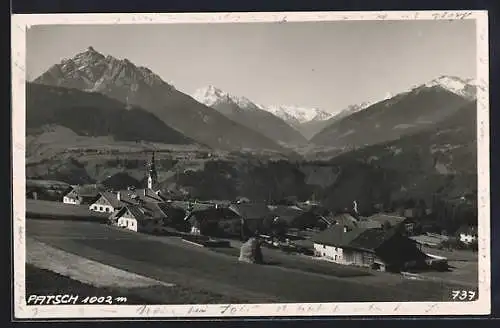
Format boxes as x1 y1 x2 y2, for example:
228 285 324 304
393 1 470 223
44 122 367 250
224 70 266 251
330 213 383 231
229 202 274 236
185 207 241 236
367 213 415 235
62 185 101 205
311 225 427 272
112 204 163 233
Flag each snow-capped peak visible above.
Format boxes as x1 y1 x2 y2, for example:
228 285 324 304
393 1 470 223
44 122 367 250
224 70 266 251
192 85 230 107
262 105 334 125
192 86 261 111
426 75 475 90
417 75 476 100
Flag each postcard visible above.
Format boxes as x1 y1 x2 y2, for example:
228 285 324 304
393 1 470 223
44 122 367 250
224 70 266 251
11 10 490 319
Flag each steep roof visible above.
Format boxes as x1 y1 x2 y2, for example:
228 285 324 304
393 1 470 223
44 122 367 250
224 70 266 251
65 184 102 199
311 225 366 248
126 204 148 221
347 228 398 252
157 202 186 219
98 192 124 208
311 225 398 253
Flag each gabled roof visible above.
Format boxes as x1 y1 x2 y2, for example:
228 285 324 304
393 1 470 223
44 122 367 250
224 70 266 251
126 204 148 221
311 225 366 248
157 202 186 219
347 228 398 252
109 207 127 221
311 225 398 253
97 192 124 208
229 203 272 220
368 213 407 227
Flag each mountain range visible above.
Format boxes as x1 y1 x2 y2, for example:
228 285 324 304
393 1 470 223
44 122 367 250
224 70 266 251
32 47 291 154
30 46 477 166
192 86 308 146
310 77 476 149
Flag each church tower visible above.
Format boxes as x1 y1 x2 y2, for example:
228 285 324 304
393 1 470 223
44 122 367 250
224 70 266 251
147 151 158 190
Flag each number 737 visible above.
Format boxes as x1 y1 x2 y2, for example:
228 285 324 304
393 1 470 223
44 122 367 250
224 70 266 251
451 290 476 301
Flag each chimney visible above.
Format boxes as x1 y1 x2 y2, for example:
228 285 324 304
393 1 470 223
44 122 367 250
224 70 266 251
117 192 121 201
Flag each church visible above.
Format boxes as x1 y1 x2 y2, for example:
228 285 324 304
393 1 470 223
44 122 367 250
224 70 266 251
89 151 165 216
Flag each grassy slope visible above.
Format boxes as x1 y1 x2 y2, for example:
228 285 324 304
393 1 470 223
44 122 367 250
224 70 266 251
26 264 242 305
27 219 470 302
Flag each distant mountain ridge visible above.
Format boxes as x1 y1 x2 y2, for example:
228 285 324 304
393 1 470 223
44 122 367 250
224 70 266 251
34 47 292 154
192 86 308 146
261 105 334 126
310 76 476 149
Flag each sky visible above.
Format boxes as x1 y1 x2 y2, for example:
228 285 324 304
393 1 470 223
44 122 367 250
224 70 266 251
26 20 476 112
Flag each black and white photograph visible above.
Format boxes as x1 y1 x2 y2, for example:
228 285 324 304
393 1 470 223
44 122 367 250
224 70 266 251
12 11 490 318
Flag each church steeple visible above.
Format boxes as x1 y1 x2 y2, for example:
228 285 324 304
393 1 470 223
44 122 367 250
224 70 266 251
147 151 158 190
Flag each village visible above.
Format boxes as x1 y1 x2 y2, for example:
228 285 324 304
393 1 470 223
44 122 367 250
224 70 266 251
26 152 479 277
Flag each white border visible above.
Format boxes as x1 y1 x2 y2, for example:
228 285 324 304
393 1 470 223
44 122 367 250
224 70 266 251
12 11 490 319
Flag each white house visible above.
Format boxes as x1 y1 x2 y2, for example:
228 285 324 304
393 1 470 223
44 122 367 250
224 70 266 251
313 242 345 263
63 186 100 205
112 204 163 233
63 190 81 205
89 192 123 213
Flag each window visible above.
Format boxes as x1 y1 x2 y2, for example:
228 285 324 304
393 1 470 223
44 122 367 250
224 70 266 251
106 207 110 213
99 206 103 211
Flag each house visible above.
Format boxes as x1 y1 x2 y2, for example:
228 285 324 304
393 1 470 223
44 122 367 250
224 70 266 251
311 225 427 271
185 207 240 236
330 213 382 231
89 192 123 213
62 185 101 205
229 202 274 234
368 213 415 235
456 225 478 245
112 204 163 233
